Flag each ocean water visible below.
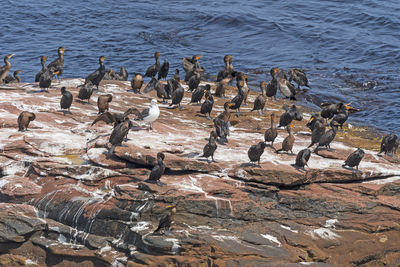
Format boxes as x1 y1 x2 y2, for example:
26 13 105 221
2 0 400 132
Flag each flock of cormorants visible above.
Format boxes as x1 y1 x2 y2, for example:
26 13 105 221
2 47 399 233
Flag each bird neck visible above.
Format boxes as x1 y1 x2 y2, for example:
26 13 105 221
58 53 64 63
4 58 11 67
261 86 266 97
270 116 275 128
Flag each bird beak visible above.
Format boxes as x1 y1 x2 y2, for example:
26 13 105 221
10 54 15 58
196 56 201 60
166 205 175 208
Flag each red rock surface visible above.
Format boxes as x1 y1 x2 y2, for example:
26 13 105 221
0 78 400 266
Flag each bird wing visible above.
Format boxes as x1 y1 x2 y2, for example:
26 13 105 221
140 108 150 120
123 108 141 119
91 112 117 126
143 78 157 93
182 57 194 73
149 165 161 180
47 59 61 71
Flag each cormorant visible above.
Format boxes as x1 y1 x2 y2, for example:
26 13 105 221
215 78 229 98
188 70 201 92
102 69 115 80
331 103 351 129
97 94 113 114
295 148 311 169
251 81 267 114
158 60 169 80
143 77 158 93
228 80 245 117
266 68 279 101
78 80 94 103
108 117 132 157
278 74 297 100
169 78 184 110
190 84 209 104
0 54 14 83
155 80 168 102
91 108 140 127
289 68 310 89
182 55 202 74
153 205 176 234
264 113 278 148
217 102 234 122
114 67 128 81
184 55 203 82
343 148 365 171
213 117 229 144
147 152 166 184
145 52 160 78
39 69 59 92
315 123 339 152
320 102 343 120
306 113 324 131
233 72 249 105
217 55 234 82
5 70 22 83
47 47 65 80
35 56 47 82
60 87 73 114
308 118 326 148
85 56 107 90
200 90 214 119
378 133 398 156
173 69 180 82
201 131 218 162
276 125 295 154
248 141 267 166
279 104 302 127
131 73 143 94
18 111 36 131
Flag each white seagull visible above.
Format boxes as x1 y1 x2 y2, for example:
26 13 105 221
137 99 160 130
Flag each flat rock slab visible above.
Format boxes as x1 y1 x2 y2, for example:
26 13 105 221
229 161 400 187
115 144 220 172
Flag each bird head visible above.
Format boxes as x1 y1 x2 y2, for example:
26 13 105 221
99 56 107 62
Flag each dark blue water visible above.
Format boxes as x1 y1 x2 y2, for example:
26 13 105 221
2 0 400 132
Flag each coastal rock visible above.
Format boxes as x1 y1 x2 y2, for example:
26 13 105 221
0 80 400 266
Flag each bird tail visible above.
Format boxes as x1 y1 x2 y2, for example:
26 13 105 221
153 226 161 233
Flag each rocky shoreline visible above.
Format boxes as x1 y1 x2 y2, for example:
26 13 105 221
0 79 400 266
